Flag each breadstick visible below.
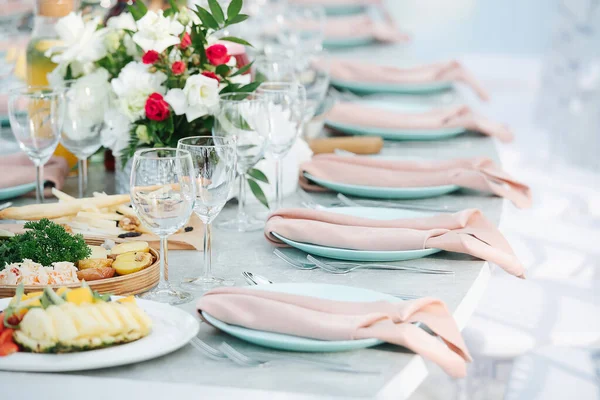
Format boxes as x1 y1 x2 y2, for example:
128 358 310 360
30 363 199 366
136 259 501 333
0 194 131 220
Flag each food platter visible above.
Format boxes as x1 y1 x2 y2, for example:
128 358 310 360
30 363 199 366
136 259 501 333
0 237 160 298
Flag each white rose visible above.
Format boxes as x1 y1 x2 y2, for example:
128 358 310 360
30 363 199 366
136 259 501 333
132 10 184 53
48 13 107 66
111 62 167 122
107 12 137 31
123 35 139 58
64 68 112 135
101 108 132 157
164 74 220 122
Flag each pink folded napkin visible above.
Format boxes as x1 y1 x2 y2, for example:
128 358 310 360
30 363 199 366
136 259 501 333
265 208 525 278
198 286 472 378
326 14 410 43
300 154 531 208
330 60 490 101
0 153 69 196
327 103 513 142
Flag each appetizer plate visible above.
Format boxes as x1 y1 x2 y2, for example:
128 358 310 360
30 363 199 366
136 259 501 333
0 297 200 372
325 99 466 140
270 207 441 262
330 77 454 95
0 182 37 201
323 35 375 49
202 283 400 352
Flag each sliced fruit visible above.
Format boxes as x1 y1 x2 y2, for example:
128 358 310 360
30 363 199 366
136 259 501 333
0 342 18 356
65 287 94 305
56 287 69 297
87 245 109 259
43 287 66 306
116 296 136 304
0 328 13 344
113 252 153 275
110 241 150 256
77 258 114 270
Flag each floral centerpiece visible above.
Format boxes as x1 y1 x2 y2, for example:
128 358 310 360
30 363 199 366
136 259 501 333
46 0 269 206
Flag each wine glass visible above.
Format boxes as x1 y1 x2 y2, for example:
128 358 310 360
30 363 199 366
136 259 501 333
8 86 65 203
178 136 237 290
61 79 110 198
130 148 196 305
214 93 270 232
276 5 326 53
253 54 296 83
257 82 306 210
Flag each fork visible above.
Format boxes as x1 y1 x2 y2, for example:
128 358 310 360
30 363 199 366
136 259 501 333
218 342 380 374
337 193 459 213
306 255 454 275
189 337 228 361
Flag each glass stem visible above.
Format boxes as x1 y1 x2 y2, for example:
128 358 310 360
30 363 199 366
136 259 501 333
36 164 44 204
275 158 283 210
77 158 87 198
160 235 169 283
203 222 212 279
237 174 247 222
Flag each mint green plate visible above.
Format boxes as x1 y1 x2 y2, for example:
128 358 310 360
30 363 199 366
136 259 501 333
326 100 466 141
324 4 365 15
331 77 454 95
271 207 442 262
202 283 401 352
0 182 37 200
324 35 374 49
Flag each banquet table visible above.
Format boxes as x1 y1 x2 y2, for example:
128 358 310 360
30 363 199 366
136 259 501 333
0 126 502 399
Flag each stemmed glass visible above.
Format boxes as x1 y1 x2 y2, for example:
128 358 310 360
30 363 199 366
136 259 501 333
276 5 326 53
257 82 306 210
130 148 196 305
253 55 296 82
8 86 65 203
214 93 270 232
61 79 109 198
178 136 237 290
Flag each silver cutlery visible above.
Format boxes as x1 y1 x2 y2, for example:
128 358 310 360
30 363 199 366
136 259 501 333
218 342 380 374
242 271 273 285
190 337 228 361
0 202 12 211
245 267 422 300
337 193 459 213
306 255 454 275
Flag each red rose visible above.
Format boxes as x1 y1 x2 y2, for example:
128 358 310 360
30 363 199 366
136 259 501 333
201 71 220 82
180 32 191 49
206 44 230 66
142 50 160 65
145 93 170 121
171 61 186 75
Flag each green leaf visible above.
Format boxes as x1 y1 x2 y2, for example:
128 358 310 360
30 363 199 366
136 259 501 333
167 0 179 12
226 14 249 25
247 168 269 183
247 178 270 209
208 0 225 24
194 6 220 30
164 7 176 17
215 64 230 77
219 36 252 47
227 0 243 20
237 81 262 93
135 0 147 15
229 61 253 77
127 2 147 21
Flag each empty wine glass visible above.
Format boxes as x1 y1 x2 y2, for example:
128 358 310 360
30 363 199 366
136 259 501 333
8 86 65 203
276 5 326 53
178 136 237 290
130 148 196 305
214 93 270 232
257 82 306 210
61 78 110 198
253 54 296 82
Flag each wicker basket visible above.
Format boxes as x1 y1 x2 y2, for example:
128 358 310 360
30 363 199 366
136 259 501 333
0 238 160 298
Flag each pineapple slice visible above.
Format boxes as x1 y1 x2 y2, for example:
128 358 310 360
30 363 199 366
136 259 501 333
113 252 153 275
61 303 102 337
95 302 125 334
112 304 142 333
110 241 150 256
124 304 153 335
47 305 79 343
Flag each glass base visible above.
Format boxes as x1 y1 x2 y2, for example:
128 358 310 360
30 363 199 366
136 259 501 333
181 276 235 292
215 215 265 232
137 285 193 305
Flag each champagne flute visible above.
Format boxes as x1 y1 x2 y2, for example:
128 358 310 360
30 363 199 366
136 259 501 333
214 93 270 231
178 136 237 290
61 79 110 198
130 148 196 305
257 82 306 210
8 86 65 203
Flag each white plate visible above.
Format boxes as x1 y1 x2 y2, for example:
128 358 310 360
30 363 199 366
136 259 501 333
202 283 401 352
0 298 200 372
